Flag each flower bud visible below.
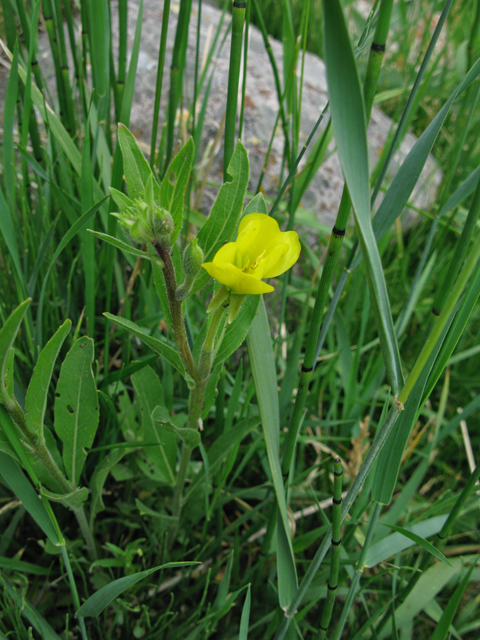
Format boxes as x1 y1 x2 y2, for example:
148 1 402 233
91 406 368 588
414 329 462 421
182 237 204 278
175 237 204 300
152 207 174 239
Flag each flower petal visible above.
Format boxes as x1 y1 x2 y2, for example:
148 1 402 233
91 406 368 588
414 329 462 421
211 242 238 265
259 231 301 278
236 213 283 262
202 262 274 294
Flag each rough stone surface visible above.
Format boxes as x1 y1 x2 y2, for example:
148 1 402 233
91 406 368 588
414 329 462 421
0 1 442 232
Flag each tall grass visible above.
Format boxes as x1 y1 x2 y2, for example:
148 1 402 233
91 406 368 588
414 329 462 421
0 0 480 638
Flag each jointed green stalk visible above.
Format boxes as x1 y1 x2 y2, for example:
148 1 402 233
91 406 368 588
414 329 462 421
274 406 401 640
164 0 192 173
251 0 291 167
374 463 480 635
281 0 393 476
150 0 171 167
398 225 480 406
224 0 246 180
432 173 480 315
331 502 382 640
317 458 343 638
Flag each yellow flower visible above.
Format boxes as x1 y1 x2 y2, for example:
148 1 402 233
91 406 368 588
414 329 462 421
202 213 301 295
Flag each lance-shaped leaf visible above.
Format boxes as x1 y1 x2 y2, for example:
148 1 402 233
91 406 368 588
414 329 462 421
117 123 157 201
25 320 71 441
323 0 403 395
54 337 99 486
90 447 125 528
76 561 198 618
0 299 31 401
152 405 200 449
160 137 194 242
246 300 298 610
105 313 192 385
132 367 176 485
89 230 164 264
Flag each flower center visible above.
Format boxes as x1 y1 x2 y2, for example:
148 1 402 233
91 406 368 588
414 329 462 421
242 250 266 274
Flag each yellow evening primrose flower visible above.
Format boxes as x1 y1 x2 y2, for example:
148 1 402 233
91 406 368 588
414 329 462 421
202 213 301 295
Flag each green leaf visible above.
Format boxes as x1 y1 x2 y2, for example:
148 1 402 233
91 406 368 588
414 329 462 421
372 314 454 504
36 197 107 351
382 524 451 566
118 0 144 125
89 448 125 527
54 337 99 486
0 299 31 400
0 451 59 545
243 192 268 216
377 558 464 639
323 0 403 395
429 561 477 640
438 166 480 219
193 141 250 294
3 43 19 214
117 123 155 200
246 299 297 610
25 320 71 442
184 416 260 503
213 553 234 611
374 58 480 241
2 577 63 640
0 405 25 464
365 515 448 568
89 229 163 264
109 186 134 212
132 367 176 485
76 562 198 617
105 313 191 384
6 44 82 175
135 499 178 526
152 405 201 449
213 295 260 368
159 137 194 241
239 584 251 640
40 486 89 510
0 184 24 291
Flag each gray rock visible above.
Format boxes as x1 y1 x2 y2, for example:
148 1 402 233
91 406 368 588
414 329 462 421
116 0 441 229
0 1 441 232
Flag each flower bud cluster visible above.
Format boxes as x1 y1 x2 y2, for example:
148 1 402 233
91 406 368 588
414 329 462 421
110 174 174 248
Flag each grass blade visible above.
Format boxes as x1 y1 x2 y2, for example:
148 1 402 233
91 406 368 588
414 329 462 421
323 0 403 395
76 562 198 617
246 299 297 610
382 524 451 566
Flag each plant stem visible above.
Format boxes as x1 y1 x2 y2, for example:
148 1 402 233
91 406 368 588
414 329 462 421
330 501 382 640
72 507 98 562
4 395 73 494
318 458 344 638
60 545 90 640
198 305 227 380
153 240 199 381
